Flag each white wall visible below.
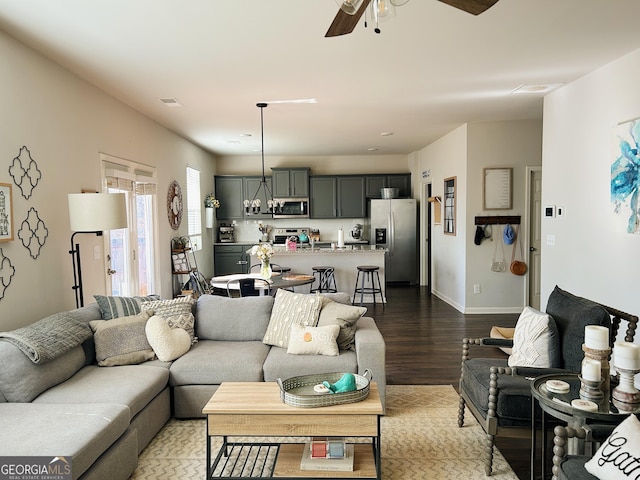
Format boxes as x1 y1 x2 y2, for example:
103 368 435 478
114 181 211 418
0 29 216 330
541 48 640 319
411 120 543 313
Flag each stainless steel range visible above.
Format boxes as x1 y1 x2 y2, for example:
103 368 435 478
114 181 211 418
273 228 309 245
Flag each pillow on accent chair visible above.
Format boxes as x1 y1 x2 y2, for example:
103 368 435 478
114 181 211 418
263 290 323 348
508 306 561 368
94 294 160 320
145 315 191 362
585 414 640 479
89 311 155 366
287 324 340 356
316 299 367 351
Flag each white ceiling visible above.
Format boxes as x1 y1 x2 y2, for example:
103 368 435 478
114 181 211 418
2 0 640 157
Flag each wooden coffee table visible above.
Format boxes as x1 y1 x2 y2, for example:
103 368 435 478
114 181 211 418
202 381 383 479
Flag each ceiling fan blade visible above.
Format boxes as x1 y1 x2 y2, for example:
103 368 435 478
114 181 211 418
438 0 499 15
325 0 372 37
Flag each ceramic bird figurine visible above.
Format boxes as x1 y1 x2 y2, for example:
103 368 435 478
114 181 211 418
322 373 357 394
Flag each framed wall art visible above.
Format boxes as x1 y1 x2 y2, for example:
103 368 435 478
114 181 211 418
483 167 513 210
0 183 14 242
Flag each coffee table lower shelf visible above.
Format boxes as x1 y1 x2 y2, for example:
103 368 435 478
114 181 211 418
209 441 377 479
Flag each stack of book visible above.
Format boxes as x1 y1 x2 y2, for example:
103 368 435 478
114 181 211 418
300 438 354 472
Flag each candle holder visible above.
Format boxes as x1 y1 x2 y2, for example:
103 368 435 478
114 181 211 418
612 366 640 412
582 344 611 397
579 375 604 403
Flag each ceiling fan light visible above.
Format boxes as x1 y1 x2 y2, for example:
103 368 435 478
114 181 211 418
374 0 396 20
336 0 364 15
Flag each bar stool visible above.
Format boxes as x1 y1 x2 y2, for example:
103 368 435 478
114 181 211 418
310 266 337 293
352 265 384 308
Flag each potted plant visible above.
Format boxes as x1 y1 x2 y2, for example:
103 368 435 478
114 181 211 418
204 194 220 228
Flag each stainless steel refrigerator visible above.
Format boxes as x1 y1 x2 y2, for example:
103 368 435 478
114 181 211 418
370 198 417 284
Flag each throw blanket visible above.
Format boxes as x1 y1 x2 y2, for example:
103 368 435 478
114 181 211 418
0 311 92 364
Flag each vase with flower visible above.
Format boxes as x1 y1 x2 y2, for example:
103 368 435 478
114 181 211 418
204 194 220 229
250 243 274 279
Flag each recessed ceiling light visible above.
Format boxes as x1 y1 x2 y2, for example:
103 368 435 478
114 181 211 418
227 140 241 144
380 132 394 137
510 83 564 95
239 133 252 137
368 147 379 152
159 97 183 107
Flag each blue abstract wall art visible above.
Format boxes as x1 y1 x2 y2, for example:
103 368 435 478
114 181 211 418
612 119 640 234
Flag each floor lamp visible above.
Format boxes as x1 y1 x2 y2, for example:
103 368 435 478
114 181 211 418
68 193 128 308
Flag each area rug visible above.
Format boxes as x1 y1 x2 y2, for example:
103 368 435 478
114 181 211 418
130 385 518 479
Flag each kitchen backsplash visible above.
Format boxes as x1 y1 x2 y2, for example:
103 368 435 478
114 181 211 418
227 217 368 244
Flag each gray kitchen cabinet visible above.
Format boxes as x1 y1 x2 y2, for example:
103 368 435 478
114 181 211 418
243 176 273 219
365 174 411 198
271 168 309 197
215 176 244 220
337 176 366 218
310 176 337 218
214 244 251 276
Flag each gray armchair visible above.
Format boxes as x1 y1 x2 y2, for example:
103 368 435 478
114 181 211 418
458 286 638 476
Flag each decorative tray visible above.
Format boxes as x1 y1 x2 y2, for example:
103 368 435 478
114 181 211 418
277 370 371 408
282 274 314 281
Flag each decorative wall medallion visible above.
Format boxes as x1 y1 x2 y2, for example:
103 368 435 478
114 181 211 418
18 207 48 259
166 180 183 230
0 249 15 300
9 146 42 200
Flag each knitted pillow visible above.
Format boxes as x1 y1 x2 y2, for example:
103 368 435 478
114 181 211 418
263 290 323 348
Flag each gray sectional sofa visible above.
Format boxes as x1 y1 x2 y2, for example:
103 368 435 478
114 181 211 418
0 291 386 480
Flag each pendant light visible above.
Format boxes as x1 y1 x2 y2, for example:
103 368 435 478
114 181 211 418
243 103 276 215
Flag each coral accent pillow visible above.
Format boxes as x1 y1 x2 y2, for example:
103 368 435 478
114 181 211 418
287 324 340 356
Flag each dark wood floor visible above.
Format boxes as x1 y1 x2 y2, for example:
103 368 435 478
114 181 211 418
369 285 532 479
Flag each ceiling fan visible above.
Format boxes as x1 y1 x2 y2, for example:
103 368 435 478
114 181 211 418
325 0 499 37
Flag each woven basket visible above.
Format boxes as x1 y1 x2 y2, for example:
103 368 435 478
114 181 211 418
277 370 372 408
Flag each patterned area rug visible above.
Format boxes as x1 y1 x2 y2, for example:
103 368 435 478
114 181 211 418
130 385 518 479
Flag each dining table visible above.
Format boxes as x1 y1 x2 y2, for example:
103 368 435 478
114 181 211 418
210 272 315 296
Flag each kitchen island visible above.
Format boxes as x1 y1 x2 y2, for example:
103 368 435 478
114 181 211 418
249 246 387 303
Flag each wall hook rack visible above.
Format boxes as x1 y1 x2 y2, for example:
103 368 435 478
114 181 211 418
474 215 521 226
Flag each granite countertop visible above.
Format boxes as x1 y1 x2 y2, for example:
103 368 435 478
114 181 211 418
256 246 385 254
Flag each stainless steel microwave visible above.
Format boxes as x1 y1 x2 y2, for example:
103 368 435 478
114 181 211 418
272 198 309 218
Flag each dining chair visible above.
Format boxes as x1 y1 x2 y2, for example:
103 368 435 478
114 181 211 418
225 277 271 297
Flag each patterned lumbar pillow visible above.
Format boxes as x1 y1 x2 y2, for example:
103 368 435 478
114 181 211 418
89 311 155 366
145 315 191 362
585 413 640 479
287 324 340 356
508 306 561 368
263 289 323 348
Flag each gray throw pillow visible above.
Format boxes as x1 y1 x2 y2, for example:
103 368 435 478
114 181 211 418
90 311 155 366
94 294 160 320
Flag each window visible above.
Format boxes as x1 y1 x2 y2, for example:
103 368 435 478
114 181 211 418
186 166 202 251
102 155 158 296
444 176 456 235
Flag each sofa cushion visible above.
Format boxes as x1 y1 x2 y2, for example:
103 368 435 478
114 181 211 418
546 286 611 372
0 343 85 402
0 402 130 479
287 324 340 356
33 364 169 419
94 294 160 320
140 296 196 342
263 290 323 348
317 300 367 351
90 311 155 366
508 306 561 368
145 315 191 362
196 295 274 341
263 346 358 382
169 340 270 386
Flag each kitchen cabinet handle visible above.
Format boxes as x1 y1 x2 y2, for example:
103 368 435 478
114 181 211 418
237 260 248 265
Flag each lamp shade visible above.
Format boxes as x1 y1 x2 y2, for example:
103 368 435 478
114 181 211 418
68 193 128 232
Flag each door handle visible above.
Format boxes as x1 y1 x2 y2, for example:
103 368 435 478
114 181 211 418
107 268 117 275
529 247 537 252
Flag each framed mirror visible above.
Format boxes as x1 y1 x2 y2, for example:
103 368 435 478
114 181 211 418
444 176 456 235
